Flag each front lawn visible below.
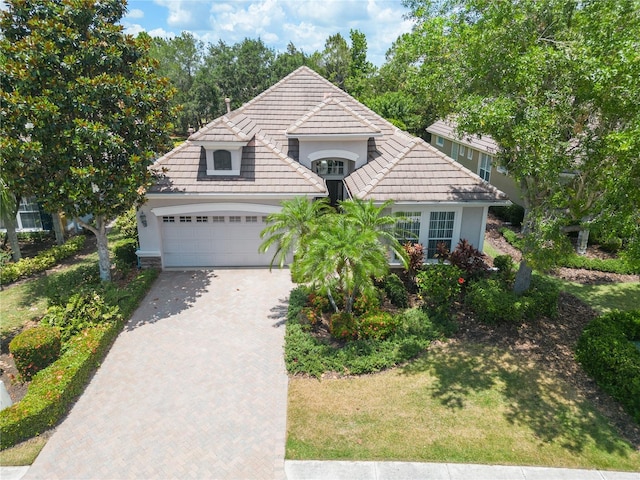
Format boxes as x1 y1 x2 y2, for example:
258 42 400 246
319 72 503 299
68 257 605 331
287 342 640 471
554 281 640 314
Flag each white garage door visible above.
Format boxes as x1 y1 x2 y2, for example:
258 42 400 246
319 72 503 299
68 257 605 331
161 213 272 267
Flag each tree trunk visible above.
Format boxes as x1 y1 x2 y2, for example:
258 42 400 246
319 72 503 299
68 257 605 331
78 215 111 282
327 289 339 313
513 260 532 294
576 228 589 256
52 212 65 245
5 215 21 262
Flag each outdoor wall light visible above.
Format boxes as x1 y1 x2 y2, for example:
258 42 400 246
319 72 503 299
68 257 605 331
139 210 147 228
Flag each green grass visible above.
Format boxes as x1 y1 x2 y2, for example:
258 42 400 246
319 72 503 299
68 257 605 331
555 280 640 314
0 434 49 466
482 241 502 260
0 256 98 346
287 342 640 471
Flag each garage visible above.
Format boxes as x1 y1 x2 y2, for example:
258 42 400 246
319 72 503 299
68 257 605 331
160 212 272 267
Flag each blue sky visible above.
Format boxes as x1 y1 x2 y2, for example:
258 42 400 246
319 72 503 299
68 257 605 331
121 0 415 66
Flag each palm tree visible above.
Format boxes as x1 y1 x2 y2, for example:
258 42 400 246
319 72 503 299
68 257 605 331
259 196 331 269
297 213 389 313
339 198 408 268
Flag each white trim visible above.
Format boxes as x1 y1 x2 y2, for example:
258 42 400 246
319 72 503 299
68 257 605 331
146 193 327 200
150 203 282 216
287 133 381 140
308 149 359 162
136 250 161 257
192 141 248 149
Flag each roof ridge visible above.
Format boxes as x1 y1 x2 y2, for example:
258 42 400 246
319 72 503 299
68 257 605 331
358 134 418 197
253 132 326 193
152 138 193 166
332 97 381 132
222 115 250 141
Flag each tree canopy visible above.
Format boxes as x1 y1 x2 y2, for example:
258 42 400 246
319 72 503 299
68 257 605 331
0 0 175 281
401 0 640 290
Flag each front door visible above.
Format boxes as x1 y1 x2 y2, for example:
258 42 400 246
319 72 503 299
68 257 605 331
326 180 344 206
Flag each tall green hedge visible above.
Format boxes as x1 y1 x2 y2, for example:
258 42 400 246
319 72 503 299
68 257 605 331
575 310 640 423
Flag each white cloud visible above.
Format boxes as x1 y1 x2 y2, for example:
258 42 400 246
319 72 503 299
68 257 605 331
148 27 176 39
155 0 210 29
122 23 146 36
125 8 145 19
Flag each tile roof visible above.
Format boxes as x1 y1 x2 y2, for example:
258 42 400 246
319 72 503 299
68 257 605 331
151 67 506 203
427 119 499 154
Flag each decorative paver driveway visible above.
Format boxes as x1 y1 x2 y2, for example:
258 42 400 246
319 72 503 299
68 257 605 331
25 269 293 480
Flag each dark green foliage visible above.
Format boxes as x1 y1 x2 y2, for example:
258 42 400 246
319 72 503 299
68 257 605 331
416 264 464 311
43 264 101 307
352 290 382 317
493 254 516 289
285 286 447 377
490 205 525 227
113 238 138 271
465 274 559 324
0 269 157 450
557 255 638 275
465 279 521 324
576 310 640 423
0 235 85 284
41 292 121 345
382 273 409 308
9 326 61 380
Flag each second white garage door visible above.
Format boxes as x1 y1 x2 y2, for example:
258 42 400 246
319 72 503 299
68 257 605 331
161 213 272 267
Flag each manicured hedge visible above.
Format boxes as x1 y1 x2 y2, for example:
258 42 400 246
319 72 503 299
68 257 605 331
0 235 86 285
9 326 61 380
575 310 640 424
0 269 158 450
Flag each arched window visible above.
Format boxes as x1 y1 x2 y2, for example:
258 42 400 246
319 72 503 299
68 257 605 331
313 159 345 176
214 150 232 170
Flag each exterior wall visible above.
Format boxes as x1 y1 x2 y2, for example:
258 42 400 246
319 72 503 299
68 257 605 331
459 206 486 251
136 197 286 267
429 137 524 206
298 139 368 171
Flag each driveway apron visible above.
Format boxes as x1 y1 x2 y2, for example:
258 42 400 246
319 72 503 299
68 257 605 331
25 269 293 480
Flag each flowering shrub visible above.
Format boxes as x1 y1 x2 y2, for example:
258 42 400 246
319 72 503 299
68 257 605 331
330 312 358 341
416 264 464 311
9 326 61 380
353 290 381 316
358 311 399 341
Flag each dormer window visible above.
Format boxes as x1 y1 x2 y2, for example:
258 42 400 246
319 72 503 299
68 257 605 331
313 159 344 175
195 141 247 176
214 150 232 170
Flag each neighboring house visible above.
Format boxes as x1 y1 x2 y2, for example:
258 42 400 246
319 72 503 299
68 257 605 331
426 120 524 206
137 67 508 269
0 197 53 232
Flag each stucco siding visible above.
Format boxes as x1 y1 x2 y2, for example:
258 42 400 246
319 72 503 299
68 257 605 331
459 206 486 251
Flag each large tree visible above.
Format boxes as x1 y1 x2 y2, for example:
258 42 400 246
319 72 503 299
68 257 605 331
402 0 640 291
0 0 175 281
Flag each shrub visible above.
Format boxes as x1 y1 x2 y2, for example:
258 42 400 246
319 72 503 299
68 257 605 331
358 311 399 341
490 204 525 226
330 312 358 341
576 310 640 423
9 326 61 380
416 264 464 310
0 235 86 284
466 275 559 324
465 279 522 324
499 227 524 250
41 292 122 344
0 269 157 450
352 289 382 317
113 238 138 271
493 254 516 289
446 239 490 280
557 255 638 275
114 207 138 240
43 264 102 307
382 273 408 308
403 242 424 278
